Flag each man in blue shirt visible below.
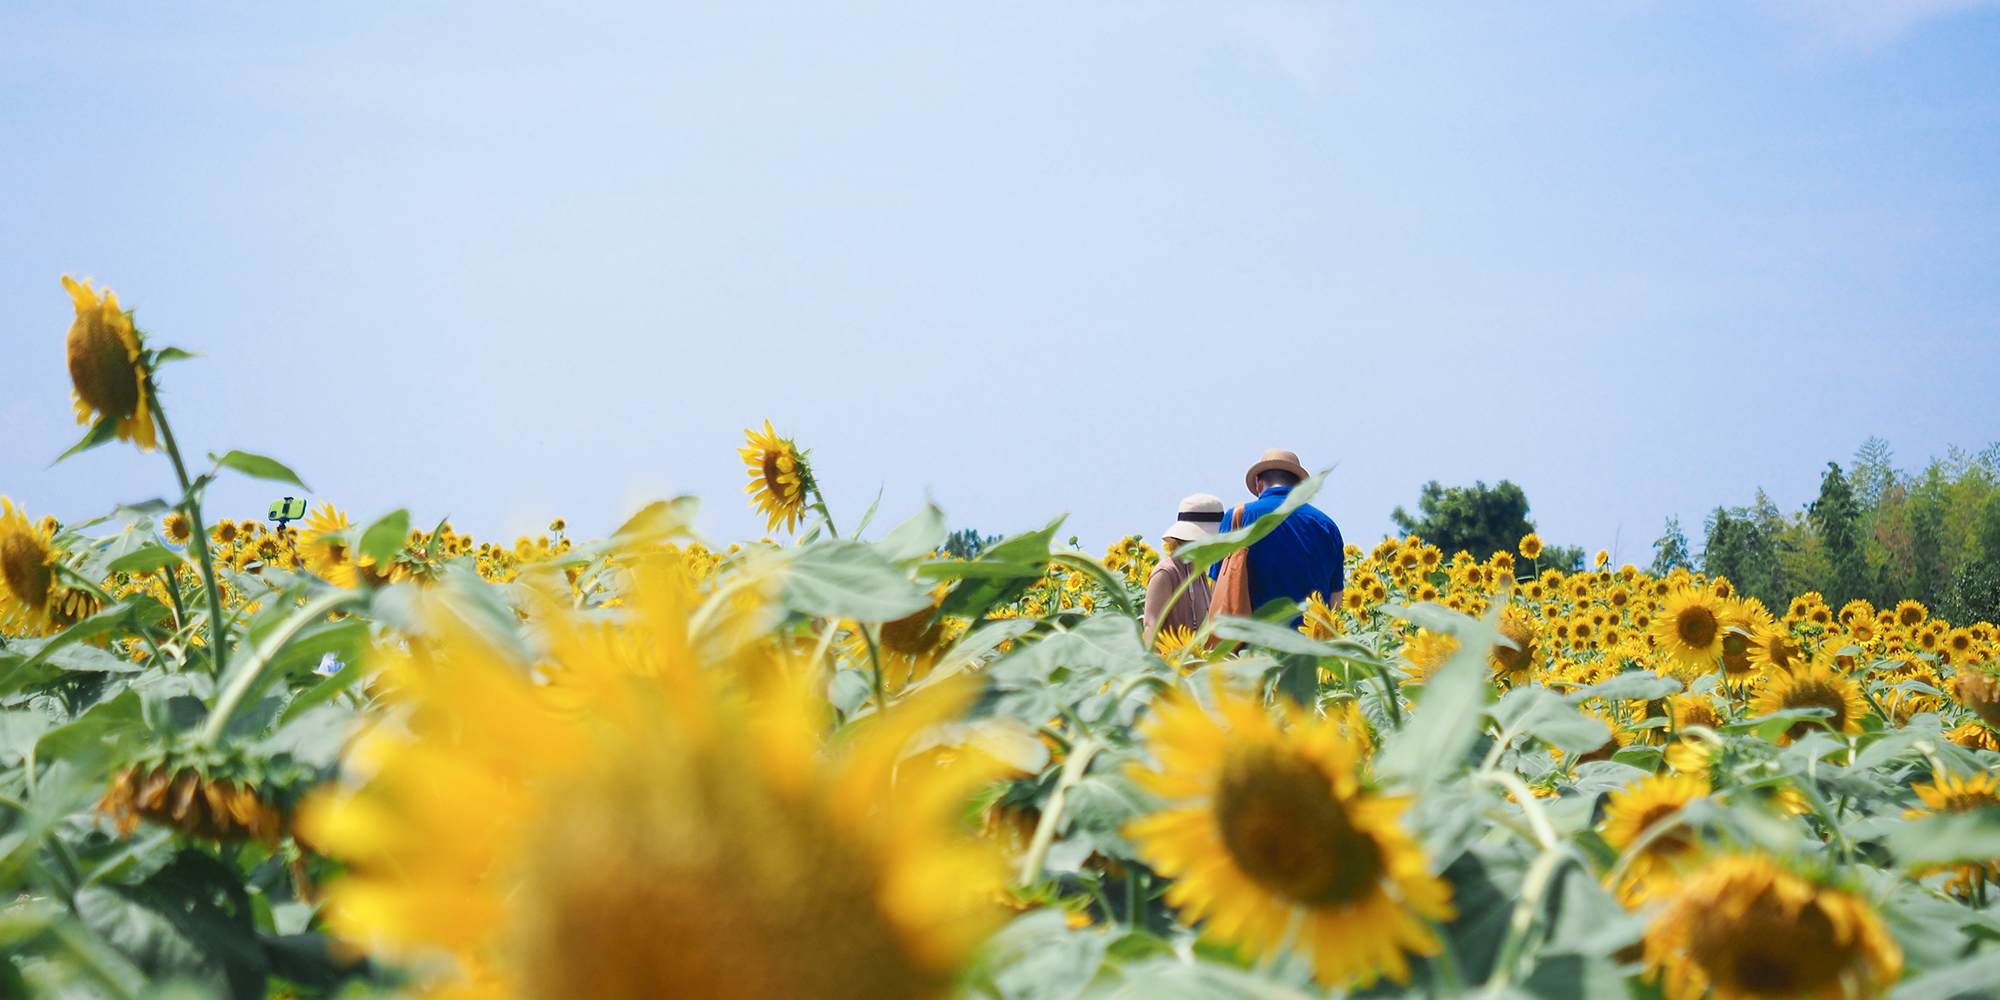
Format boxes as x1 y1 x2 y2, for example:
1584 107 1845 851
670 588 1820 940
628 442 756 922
1233 449 1345 617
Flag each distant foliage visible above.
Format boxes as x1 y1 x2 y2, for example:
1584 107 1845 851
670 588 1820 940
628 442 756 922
1390 480 1536 567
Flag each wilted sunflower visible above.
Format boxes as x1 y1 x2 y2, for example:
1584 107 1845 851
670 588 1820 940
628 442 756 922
1903 769 2000 897
1643 854 1899 1000
1651 588 1726 676
99 762 284 843
62 276 157 450
1125 692 1452 988
1749 660 1868 744
741 420 814 534
1599 773 1711 904
1949 669 2000 730
299 557 1007 1000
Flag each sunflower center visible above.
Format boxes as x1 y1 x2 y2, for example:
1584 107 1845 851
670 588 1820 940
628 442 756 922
1674 607 1718 649
1686 889 1852 997
761 452 796 501
1213 743 1381 907
1 530 53 612
67 319 141 418
517 742 938 1000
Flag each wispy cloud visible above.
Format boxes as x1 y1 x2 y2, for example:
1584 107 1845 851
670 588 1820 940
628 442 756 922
1765 0 2000 48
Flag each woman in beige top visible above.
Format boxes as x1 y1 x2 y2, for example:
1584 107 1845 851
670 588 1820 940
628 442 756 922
1143 494 1222 649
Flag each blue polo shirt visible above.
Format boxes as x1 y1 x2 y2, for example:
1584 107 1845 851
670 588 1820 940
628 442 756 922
1219 485 1345 615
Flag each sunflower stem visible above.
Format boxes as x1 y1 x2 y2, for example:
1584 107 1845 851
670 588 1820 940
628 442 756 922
863 623 887 713
162 563 188 632
1018 737 1100 887
1482 846 1578 997
147 396 229 678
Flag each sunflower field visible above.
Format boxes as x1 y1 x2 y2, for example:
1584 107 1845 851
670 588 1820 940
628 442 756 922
8 278 2000 1000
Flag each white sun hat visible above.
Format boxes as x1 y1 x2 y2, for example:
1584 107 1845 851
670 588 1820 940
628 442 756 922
1162 493 1226 543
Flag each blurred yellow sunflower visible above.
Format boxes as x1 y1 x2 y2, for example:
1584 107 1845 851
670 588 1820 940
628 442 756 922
741 420 813 534
298 557 1006 1000
1749 660 1867 744
1946 721 2000 752
1519 533 1543 559
1600 773 1711 904
1125 692 1451 988
1643 854 1899 1000
160 510 193 546
1904 769 2000 897
1 498 61 635
61 276 157 450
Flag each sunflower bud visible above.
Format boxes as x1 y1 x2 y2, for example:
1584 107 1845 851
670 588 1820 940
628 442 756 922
61 276 157 450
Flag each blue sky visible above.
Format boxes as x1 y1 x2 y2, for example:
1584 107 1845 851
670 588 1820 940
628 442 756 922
3 1 1997 563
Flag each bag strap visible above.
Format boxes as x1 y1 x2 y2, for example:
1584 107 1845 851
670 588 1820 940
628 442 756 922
1233 504 1246 531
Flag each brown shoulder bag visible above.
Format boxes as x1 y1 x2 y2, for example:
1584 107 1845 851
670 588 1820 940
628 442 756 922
1206 504 1252 625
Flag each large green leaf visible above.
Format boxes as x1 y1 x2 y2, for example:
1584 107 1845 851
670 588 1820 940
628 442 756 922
210 450 309 490
1489 687 1611 754
1378 636 1489 792
928 516 1066 620
873 503 947 565
1890 807 2000 868
106 543 188 575
51 413 121 465
35 690 149 775
783 540 932 622
358 508 411 565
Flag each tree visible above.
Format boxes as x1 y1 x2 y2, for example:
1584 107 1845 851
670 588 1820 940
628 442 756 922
1652 517 1692 575
1811 462 1871 607
1943 496 2000 625
941 528 998 560
1390 480 1535 560
1703 507 1780 607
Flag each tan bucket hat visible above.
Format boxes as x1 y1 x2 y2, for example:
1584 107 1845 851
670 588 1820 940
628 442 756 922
1245 449 1309 495
1163 493 1225 543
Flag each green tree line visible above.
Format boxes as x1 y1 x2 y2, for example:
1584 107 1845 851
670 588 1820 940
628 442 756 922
1687 437 2000 622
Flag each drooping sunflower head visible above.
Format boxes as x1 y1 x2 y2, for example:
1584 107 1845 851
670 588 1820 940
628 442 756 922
1125 693 1452 988
741 420 814 534
301 556 1007 1000
1651 587 1726 675
1749 659 1869 744
0 498 61 635
61 275 157 451
1643 853 1900 1000
1599 772 1712 904
1949 668 2000 730
1490 605 1537 683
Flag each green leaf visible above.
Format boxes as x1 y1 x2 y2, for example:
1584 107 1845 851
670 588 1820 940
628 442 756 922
1490 687 1612 754
1890 807 2000 868
107 544 187 575
51 414 121 466
1378 635 1489 792
1567 672 1681 704
784 540 932 622
874 503 948 564
1888 948 2000 1000
1169 469 1329 574
928 516 1066 620
1208 617 1327 657
210 449 309 489
151 346 202 364
358 509 411 565
1048 551 1138 620
36 690 149 778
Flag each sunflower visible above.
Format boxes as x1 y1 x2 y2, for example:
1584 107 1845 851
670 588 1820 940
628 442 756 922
1300 592 1341 640
160 510 193 546
1644 854 1899 1000
1519 533 1543 559
741 420 814 534
1892 599 1927 629
1599 773 1711 904
300 504 357 585
1903 770 2000 896
1944 628 1976 664
1950 669 2000 730
1125 692 1452 988
62 276 157 450
0 498 96 636
1745 626 1800 674
212 519 240 545
1399 629 1461 684
1946 722 2000 752
1154 625 1200 664
1668 694 1721 734
1875 660 1942 727
1650 588 1727 676
99 762 284 843
1749 660 1868 744
298 555 1006 1000
1491 605 1537 684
